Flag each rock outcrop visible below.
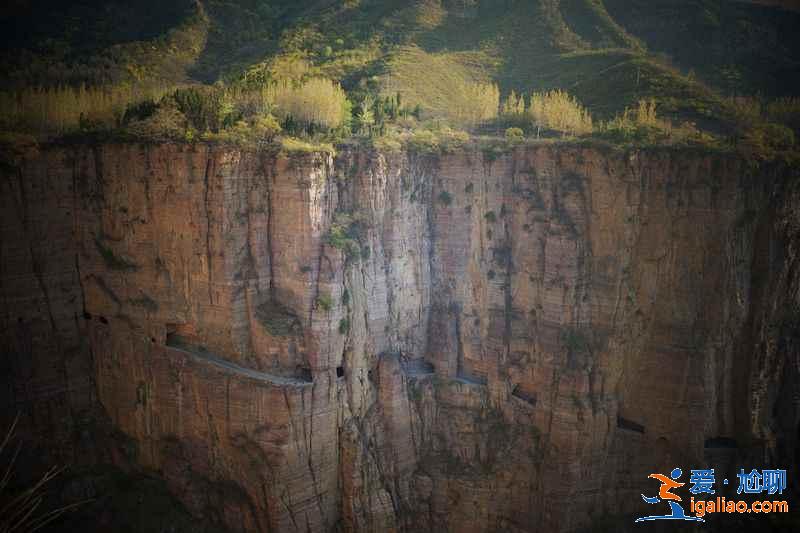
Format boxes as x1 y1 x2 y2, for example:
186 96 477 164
1 141 797 532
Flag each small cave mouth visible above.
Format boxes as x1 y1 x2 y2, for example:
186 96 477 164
83 312 92 320
336 366 344 378
704 437 738 449
296 366 313 382
617 416 645 434
165 323 196 346
98 316 109 325
511 385 537 406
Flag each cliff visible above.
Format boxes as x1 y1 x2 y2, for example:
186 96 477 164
1 141 798 532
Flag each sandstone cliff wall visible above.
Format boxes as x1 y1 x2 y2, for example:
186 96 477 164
1 141 797 532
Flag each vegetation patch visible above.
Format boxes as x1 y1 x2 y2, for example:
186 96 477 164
256 301 301 337
325 211 369 260
316 292 333 312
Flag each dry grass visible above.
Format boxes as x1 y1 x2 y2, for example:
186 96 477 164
380 46 499 128
0 83 178 135
530 90 594 136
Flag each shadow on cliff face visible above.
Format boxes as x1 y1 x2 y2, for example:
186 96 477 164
44 466 230 533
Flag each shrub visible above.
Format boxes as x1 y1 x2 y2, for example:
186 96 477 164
338 317 350 334
252 114 282 141
505 127 524 144
256 301 301 336
122 99 158 125
501 91 526 119
326 211 368 259
455 82 500 127
438 191 453 206
171 85 234 133
316 293 334 312
125 104 187 141
529 90 593 137
264 77 350 131
739 122 796 161
406 126 470 153
599 99 685 145
372 131 403 152
407 129 440 153
500 90 527 127
354 96 376 136
766 97 800 134
0 83 175 135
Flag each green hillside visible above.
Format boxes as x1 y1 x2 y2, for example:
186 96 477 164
1 0 799 159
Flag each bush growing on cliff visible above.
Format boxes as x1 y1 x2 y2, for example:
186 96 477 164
738 122 796 161
325 211 369 260
256 301 301 337
406 126 470 154
171 86 235 133
264 77 351 132
765 97 800 134
598 98 706 146
316 293 334 312
505 127 524 144
437 191 453 206
529 90 593 137
124 104 188 141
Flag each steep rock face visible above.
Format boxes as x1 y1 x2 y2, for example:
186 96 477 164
0 142 797 532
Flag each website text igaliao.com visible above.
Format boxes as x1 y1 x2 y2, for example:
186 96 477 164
690 497 789 517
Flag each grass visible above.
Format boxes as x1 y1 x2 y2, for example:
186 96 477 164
379 46 500 126
0 415 87 532
280 137 335 155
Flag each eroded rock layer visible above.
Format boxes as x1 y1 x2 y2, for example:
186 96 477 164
1 142 798 532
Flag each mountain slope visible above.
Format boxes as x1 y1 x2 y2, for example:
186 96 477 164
1 0 799 140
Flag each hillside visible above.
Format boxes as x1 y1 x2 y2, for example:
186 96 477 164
1 0 799 157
